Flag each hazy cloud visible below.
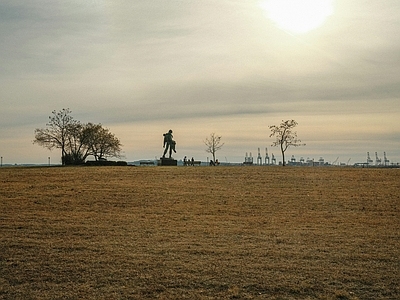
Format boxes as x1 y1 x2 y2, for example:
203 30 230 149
0 0 399 164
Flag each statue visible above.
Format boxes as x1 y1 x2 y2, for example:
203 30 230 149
162 129 176 158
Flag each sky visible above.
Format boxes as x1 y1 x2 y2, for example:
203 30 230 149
1 0 399 165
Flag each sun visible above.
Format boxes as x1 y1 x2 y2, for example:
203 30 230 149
260 0 334 34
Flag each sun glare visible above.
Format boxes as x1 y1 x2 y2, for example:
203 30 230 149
260 0 334 34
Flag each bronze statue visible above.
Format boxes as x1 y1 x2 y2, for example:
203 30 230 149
162 129 176 158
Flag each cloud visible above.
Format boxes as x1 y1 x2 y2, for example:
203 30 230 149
0 0 111 79
0 0 399 164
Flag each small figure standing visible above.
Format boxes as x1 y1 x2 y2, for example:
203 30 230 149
183 156 187 166
191 157 194 166
162 130 176 158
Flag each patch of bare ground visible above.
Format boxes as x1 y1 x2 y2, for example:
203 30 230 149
0 166 399 299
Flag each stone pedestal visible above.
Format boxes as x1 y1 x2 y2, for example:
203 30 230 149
159 158 177 166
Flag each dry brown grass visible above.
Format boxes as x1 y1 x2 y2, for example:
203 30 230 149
0 166 399 299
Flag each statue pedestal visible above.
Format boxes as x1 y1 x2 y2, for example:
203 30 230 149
159 158 177 166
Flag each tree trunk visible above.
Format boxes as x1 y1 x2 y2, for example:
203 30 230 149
281 144 286 166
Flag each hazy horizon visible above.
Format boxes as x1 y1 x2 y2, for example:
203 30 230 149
1 0 399 165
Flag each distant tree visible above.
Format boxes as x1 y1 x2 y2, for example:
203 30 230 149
82 123 122 161
33 108 79 165
269 120 305 166
34 109 122 165
204 132 224 163
64 122 91 165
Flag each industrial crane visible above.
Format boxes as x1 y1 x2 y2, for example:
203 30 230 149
265 147 270 165
367 152 373 165
384 152 389 166
257 148 262 165
375 152 382 166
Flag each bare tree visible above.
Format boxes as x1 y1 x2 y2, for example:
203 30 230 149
204 132 224 163
269 120 305 166
34 109 122 165
33 108 78 165
82 123 122 161
64 122 89 165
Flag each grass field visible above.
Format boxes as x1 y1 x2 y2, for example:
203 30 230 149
0 166 399 299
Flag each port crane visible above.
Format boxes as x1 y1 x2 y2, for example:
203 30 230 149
384 152 389 166
367 152 373 165
375 152 382 166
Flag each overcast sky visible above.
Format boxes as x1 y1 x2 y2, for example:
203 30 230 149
1 0 399 165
